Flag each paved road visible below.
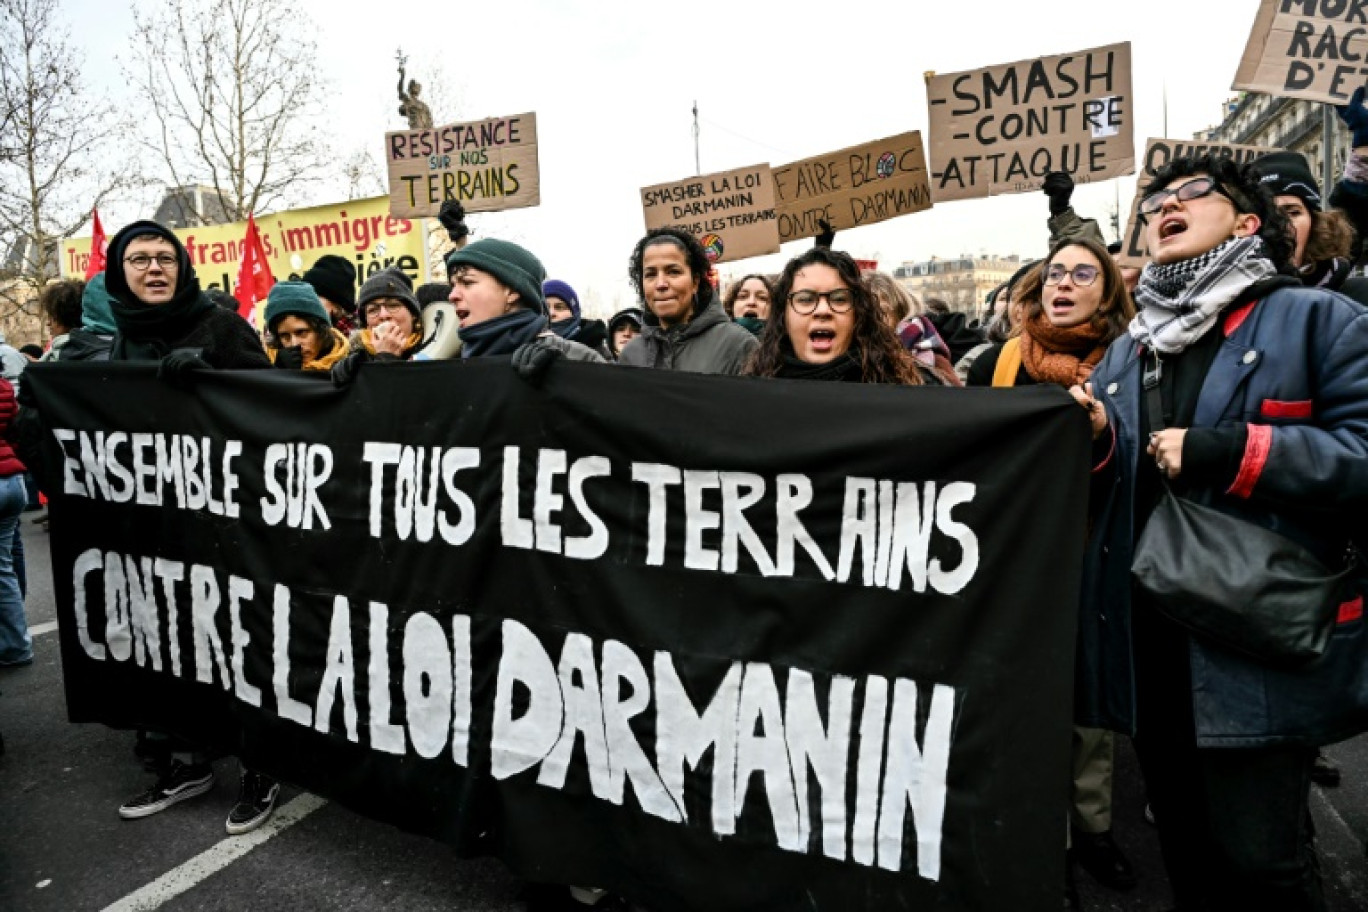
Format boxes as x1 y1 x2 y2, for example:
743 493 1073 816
2 520 1366 911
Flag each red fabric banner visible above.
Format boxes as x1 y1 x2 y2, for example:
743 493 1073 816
232 214 275 324
83 210 107 280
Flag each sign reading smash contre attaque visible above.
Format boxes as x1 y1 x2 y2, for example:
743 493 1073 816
29 361 1089 912
1116 138 1281 267
386 112 540 218
926 42 1135 202
1235 0 1368 104
772 132 934 243
640 164 781 263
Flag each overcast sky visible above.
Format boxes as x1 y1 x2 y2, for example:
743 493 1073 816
65 0 1261 315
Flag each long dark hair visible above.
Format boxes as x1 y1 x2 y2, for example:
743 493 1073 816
1027 237 1135 343
744 248 923 385
722 273 773 318
627 227 715 316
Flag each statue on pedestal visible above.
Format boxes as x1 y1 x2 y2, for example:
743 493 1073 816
396 51 433 130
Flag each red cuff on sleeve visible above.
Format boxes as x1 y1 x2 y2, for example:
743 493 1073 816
1091 424 1116 474
1226 423 1273 499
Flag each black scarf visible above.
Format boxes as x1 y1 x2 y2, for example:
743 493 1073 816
773 344 864 383
459 308 547 359
104 220 214 356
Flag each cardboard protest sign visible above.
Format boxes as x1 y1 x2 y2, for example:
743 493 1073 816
772 132 933 243
1234 0 1368 104
926 42 1134 202
386 112 540 218
32 361 1090 912
640 164 781 263
62 196 426 295
1117 138 1280 266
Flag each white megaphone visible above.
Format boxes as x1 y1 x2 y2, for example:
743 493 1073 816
414 301 462 360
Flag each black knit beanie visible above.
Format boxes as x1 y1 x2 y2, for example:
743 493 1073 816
303 254 358 312
1252 151 1322 212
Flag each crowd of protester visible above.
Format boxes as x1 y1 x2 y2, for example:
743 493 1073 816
1 118 1368 910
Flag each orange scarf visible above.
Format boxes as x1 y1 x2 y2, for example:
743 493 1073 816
1018 313 1108 388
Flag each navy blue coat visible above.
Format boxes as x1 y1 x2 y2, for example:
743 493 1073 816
1078 284 1368 747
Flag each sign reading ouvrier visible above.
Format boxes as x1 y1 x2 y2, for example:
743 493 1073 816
926 42 1134 202
640 164 781 263
386 112 540 218
772 132 933 243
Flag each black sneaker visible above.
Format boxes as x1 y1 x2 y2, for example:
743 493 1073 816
118 760 214 819
226 770 280 835
1311 750 1341 788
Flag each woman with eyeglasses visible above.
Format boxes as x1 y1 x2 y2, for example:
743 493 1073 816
331 269 425 382
963 241 1129 389
743 247 935 384
1077 153 1368 912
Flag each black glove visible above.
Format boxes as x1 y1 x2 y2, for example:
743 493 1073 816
511 337 563 385
331 351 362 387
157 350 210 388
438 199 470 242
273 346 305 370
1042 171 1074 216
815 219 835 248
1338 86 1368 148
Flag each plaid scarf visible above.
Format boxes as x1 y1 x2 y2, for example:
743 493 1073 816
1130 236 1277 354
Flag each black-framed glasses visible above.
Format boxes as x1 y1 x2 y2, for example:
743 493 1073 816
788 289 854 314
1138 177 1235 223
1043 264 1101 287
124 253 179 271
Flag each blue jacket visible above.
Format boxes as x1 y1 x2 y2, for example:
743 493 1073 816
1079 284 1368 747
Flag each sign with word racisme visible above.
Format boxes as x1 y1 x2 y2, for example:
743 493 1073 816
1117 138 1280 267
772 132 934 243
640 164 781 263
1235 0 1368 104
926 42 1135 202
386 112 540 218
29 360 1089 912
61 196 426 295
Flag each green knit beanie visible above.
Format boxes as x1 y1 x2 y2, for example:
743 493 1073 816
444 239 547 314
263 281 329 331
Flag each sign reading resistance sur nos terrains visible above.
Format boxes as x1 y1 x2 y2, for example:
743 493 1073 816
386 112 540 218
1235 0 1368 105
1116 138 1279 267
772 132 933 243
640 164 781 264
925 42 1135 202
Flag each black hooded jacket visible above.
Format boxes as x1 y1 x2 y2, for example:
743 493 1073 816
104 220 269 368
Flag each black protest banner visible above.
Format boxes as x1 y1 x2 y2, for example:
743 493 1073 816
29 360 1090 912
1117 137 1280 266
1235 0 1368 104
926 42 1135 202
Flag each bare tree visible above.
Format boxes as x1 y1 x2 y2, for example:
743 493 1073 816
0 0 130 330
126 0 327 224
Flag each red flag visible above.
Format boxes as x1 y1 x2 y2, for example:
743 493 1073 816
232 214 275 325
84 209 107 279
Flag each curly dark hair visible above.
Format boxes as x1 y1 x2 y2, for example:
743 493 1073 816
265 313 335 353
1024 237 1136 343
1143 154 1295 270
721 273 773 318
627 228 714 316
743 247 923 385
39 280 85 333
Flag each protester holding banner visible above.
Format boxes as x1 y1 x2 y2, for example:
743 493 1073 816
721 274 774 338
333 268 426 384
263 281 349 372
619 228 757 374
1080 154 1368 912
543 279 611 358
301 254 359 335
605 307 642 361
103 221 271 373
742 247 938 385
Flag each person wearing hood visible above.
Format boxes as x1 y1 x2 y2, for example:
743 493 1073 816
722 273 774 337
605 307 642 361
1251 150 1368 307
59 273 117 362
302 254 358 335
619 227 757 374
38 280 84 363
264 282 349 372
103 220 269 372
444 239 603 373
543 279 610 357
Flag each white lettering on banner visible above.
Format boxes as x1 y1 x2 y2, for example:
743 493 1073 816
71 552 958 879
50 429 244 516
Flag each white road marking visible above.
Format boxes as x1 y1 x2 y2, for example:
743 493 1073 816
29 621 58 636
100 792 328 912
